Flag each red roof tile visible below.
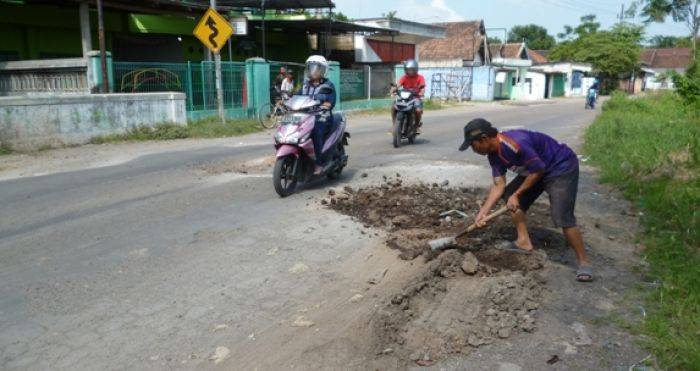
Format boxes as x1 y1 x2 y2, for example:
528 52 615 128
640 48 692 69
418 20 486 61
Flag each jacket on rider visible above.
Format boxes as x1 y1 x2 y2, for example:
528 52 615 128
298 77 336 166
299 77 336 109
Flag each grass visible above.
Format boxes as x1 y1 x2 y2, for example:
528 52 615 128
88 99 455 144
0 147 10 156
584 91 699 369
89 118 261 144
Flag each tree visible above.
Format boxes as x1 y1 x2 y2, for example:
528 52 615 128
507 24 556 50
487 36 503 45
550 21 644 81
382 10 397 20
641 0 700 52
332 11 349 22
648 34 693 47
672 58 700 106
557 14 601 40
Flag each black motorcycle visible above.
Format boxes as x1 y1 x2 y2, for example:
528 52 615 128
392 87 421 148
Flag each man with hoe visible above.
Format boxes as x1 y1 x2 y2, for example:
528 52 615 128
459 118 593 282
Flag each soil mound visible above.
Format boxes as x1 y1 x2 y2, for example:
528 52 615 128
325 178 563 366
326 177 556 260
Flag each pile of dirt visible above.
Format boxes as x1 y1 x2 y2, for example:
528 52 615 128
325 177 564 365
369 249 547 365
325 176 558 260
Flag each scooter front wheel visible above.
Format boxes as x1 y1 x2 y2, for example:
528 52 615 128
273 156 298 197
393 111 404 148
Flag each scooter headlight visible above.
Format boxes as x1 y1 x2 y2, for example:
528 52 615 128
284 132 301 144
275 128 301 144
400 91 412 99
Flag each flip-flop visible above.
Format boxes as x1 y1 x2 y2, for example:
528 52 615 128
494 241 534 255
576 266 594 282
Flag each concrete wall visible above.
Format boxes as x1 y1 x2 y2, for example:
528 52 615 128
0 92 186 150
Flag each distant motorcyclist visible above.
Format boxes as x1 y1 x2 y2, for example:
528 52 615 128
297 55 336 175
586 78 599 109
392 59 425 131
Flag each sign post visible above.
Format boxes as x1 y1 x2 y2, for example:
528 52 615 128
194 4 234 122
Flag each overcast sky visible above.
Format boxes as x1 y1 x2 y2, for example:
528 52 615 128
334 0 690 41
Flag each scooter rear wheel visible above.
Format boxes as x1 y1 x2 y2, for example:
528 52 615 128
326 145 346 180
273 156 298 197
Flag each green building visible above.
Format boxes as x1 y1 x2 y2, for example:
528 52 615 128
0 0 320 63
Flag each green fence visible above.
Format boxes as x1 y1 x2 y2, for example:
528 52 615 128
112 60 393 119
113 61 247 119
340 69 365 101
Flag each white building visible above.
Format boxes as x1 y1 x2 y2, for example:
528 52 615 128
353 17 445 65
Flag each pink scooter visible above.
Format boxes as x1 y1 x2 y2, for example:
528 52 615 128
272 95 350 197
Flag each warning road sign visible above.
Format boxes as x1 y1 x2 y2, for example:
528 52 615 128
193 8 233 53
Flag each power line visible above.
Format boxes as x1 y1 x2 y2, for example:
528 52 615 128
537 0 620 23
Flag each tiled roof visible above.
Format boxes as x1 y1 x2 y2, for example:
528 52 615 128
489 43 525 59
418 20 485 61
527 49 549 64
640 48 693 69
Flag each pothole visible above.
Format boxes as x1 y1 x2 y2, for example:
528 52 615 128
324 176 563 366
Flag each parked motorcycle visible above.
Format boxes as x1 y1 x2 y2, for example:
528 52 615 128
585 88 597 109
272 95 350 197
392 87 420 148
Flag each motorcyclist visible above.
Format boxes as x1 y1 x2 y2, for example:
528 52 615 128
587 78 599 107
392 59 425 131
297 55 336 175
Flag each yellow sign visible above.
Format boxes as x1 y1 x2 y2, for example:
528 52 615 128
193 8 233 53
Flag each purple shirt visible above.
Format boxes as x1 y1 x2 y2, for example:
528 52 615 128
487 130 578 179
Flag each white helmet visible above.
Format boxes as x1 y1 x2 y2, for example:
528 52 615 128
305 55 328 79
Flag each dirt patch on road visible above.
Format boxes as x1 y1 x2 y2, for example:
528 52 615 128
324 177 562 366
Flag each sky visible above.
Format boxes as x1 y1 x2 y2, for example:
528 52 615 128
333 0 690 41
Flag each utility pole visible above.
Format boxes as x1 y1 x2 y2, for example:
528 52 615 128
211 0 225 122
261 0 266 60
619 3 625 23
96 0 108 93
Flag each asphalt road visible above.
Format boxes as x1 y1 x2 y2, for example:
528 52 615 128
0 99 600 369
